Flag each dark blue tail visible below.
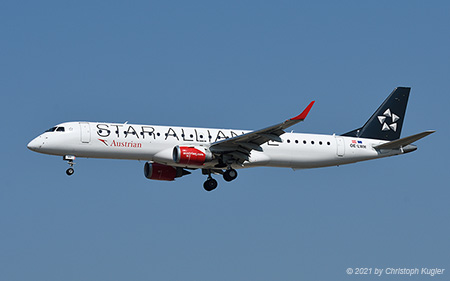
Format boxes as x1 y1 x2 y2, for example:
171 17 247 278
342 87 410 141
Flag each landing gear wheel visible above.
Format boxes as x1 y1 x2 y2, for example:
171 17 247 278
223 169 238 182
66 167 74 176
64 155 76 176
203 178 218 191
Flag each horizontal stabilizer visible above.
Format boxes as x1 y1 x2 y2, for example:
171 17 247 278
374 130 435 149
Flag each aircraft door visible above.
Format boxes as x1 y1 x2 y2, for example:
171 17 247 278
335 136 345 157
80 122 91 143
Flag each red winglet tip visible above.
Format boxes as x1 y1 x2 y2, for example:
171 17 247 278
291 101 315 121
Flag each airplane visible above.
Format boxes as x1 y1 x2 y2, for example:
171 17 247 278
27 87 434 191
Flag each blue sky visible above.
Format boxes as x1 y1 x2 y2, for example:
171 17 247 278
1 1 449 280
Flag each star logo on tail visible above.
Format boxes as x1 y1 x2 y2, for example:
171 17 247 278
378 108 400 132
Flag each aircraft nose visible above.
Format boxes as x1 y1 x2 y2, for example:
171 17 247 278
27 136 42 152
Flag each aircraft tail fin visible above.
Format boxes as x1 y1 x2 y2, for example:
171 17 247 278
342 87 410 141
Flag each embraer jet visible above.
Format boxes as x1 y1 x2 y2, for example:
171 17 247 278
28 87 434 191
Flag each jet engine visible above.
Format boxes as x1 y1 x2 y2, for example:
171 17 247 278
144 162 190 181
172 146 213 166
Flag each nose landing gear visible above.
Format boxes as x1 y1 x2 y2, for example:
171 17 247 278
63 155 76 176
66 167 74 176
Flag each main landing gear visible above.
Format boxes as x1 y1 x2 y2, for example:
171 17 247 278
203 176 218 192
202 168 238 191
223 168 238 182
64 155 76 176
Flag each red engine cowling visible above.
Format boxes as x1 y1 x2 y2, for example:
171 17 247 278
144 162 190 181
173 146 213 166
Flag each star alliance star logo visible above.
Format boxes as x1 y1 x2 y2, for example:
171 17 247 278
378 108 400 132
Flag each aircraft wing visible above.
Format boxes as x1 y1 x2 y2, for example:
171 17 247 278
209 101 315 163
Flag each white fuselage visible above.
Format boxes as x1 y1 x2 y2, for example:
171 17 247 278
27 121 404 170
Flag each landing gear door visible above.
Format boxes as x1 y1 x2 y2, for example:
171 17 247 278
80 122 91 143
335 136 345 157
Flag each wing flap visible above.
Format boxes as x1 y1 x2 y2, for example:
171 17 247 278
237 142 263 152
257 133 283 143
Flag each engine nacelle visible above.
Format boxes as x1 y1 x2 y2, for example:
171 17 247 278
144 162 190 181
173 146 213 166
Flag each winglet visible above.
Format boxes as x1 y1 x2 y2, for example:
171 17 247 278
291 101 315 120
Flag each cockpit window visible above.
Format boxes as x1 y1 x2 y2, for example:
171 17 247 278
45 127 65 133
45 127 57 133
